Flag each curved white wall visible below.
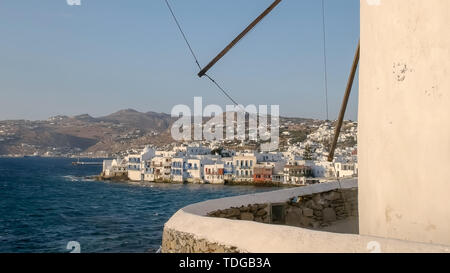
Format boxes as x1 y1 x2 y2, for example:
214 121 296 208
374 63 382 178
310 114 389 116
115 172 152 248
359 0 450 245
163 180 450 252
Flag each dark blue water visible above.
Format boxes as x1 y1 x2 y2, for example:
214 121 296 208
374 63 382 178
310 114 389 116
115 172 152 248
0 158 274 253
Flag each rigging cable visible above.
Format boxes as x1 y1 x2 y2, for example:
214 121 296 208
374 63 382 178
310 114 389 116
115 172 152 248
203 74 240 106
321 0 345 193
164 0 201 70
321 0 330 121
164 0 241 108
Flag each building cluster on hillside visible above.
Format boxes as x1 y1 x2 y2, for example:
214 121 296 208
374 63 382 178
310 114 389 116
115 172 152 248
102 134 358 186
285 121 357 162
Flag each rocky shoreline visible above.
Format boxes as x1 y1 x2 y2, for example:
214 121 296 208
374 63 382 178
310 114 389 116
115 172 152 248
92 174 299 188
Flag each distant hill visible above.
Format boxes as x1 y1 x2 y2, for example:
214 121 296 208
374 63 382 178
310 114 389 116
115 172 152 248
0 109 318 156
73 114 98 123
97 109 173 131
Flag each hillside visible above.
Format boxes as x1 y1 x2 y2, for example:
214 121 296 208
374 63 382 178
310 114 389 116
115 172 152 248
0 109 318 157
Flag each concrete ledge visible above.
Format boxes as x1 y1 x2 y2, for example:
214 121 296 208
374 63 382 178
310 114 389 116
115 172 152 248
163 180 450 253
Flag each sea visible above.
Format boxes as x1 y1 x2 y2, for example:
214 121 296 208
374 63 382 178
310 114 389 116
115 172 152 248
0 157 275 253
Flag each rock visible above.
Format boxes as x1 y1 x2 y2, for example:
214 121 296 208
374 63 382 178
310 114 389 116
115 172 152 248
300 215 314 227
169 240 177 250
311 202 323 210
207 210 220 217
302 207 314 217
285 208 302 226
313 194 324 204
324 191 341 201
240 212 254 221
256 209 267 216
240 206 250 212
215 246 226 253
323 207 337 222
304 200 314 209
226 208 240 217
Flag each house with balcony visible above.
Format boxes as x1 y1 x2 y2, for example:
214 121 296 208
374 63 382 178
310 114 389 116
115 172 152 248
204 163 225 184
102 157 128 178
253 164 273 183
222 157 234 182
334 162 357 178
233 155 256 182
127 146 155 181
311 161 335 179
283 164 313 185
185 158 204 184
146 156 172 182
170 157 186 183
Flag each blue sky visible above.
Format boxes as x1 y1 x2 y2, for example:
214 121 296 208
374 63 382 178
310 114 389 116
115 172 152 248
0 0 360 121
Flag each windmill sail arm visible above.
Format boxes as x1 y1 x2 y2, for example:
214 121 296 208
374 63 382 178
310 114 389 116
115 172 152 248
197 0 282 77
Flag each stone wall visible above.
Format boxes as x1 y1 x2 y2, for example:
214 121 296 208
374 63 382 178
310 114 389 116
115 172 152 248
162 228 240 253
206 188 358 229
162 187 358 253
283 188 358 229
207 204 271 224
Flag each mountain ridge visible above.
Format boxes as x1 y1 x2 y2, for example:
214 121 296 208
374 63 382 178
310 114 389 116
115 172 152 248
0 109 319 156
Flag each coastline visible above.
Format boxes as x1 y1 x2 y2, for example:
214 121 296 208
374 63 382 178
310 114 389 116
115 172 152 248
92 174 300 188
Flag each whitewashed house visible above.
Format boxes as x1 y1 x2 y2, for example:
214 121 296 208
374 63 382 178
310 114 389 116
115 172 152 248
334 162 358 178
102 157 128 178
171 157 186 183
145 156 172 182
185 158 203 183
233 155 256 182
186 144 211 156
222 157 235 181
311 161 336 178
204 162 225 184
256 152 284 163
127 146 156 181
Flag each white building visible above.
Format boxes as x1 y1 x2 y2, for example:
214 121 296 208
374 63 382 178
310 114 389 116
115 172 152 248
145 156 172 182
233 155 256 182
186 144 211 156
204 163 225 184
102 157 127 178
185 158 204 183
127 146 155 181
171 157 186 183
311 161 336 178
334 162 358 178
222 157 235 181
256 152 284 163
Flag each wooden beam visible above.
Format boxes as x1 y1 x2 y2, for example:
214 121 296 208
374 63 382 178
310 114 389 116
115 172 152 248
197 0 282 77
328 40 360 162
